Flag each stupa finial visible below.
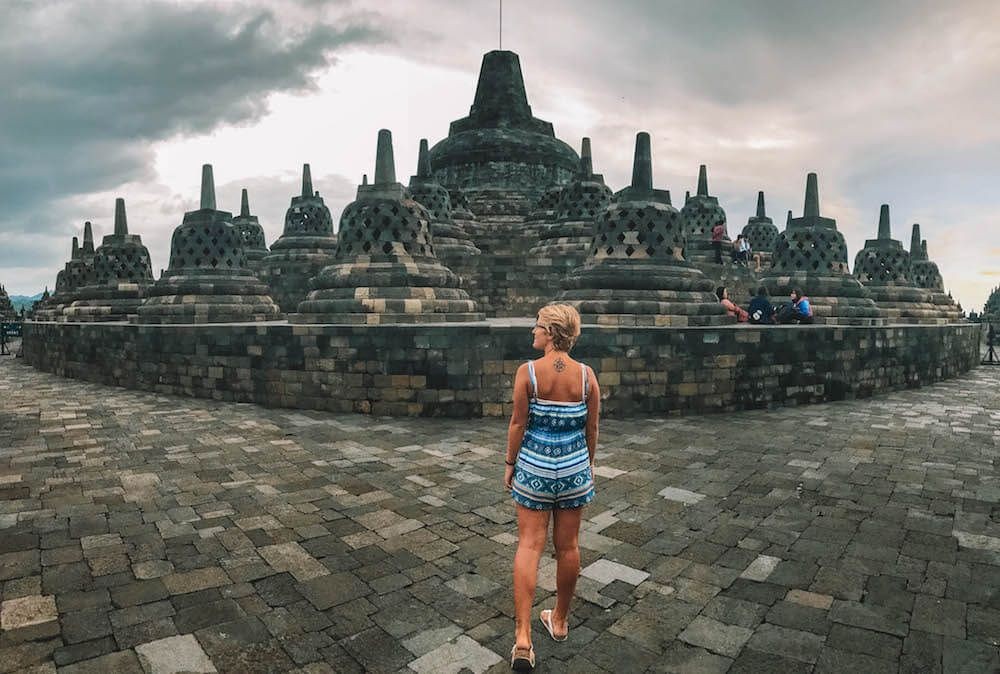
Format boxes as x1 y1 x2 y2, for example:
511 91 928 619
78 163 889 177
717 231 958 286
579 137 593 177
877 204 891 240
697 165 709 197
200 164 216 210
803 173 820 218
71 236 80 260
910 223 922 253
416 139 432 179
301 164 313 198
922 239 929 258
787 210 793 226
114 198 128 236
631 132 652 192
362 174 368 186
685 190 690 204
240 189 250 218
756 191 766 218
375 129 396 185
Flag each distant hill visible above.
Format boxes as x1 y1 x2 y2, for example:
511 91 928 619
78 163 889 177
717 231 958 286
9 293 43 314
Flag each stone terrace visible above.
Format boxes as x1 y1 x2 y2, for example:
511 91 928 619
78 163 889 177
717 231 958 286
1 355 999 673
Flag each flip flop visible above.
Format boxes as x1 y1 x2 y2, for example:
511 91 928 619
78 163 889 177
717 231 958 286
510 643 535 671
540 609 568 642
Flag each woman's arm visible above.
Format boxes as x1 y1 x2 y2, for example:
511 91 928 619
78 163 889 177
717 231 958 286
504 364 530 488
585 366 600 467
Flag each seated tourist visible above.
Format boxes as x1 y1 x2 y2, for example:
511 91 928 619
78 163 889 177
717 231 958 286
716 286 748 322
748 286 775 324
776 288 814 324
732 235 751 266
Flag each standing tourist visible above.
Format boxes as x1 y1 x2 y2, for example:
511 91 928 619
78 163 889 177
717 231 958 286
711 221 726 264
504 304 599 671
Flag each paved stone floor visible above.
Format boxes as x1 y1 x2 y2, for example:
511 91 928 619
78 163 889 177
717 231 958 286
1 356 999 673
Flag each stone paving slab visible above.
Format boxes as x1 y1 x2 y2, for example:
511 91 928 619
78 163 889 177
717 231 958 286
1 358 1000 672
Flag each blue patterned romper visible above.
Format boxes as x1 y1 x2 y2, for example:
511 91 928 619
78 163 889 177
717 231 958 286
511 360 596 510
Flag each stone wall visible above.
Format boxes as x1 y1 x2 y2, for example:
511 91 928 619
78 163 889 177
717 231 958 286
23 321 980 418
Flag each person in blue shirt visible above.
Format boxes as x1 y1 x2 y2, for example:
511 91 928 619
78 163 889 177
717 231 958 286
748 286 775 324
777 288 814 324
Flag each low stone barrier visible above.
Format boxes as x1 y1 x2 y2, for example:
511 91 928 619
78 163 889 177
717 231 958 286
22 321 980 417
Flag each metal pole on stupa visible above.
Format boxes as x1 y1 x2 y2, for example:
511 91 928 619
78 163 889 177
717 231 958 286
64 198 155 322
851 204 941 324
138 164 281 324
759 172 882 325
257 163 339 313
295 129 483 325
558 132 731 327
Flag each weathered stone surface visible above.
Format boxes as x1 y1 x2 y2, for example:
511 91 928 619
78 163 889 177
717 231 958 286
134 634 216 674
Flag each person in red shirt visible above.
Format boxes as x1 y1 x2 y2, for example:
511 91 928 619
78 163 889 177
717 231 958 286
711 222 726 264
716 286 748 322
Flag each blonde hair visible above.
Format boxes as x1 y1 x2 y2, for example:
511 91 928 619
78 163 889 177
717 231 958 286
537 304 582 352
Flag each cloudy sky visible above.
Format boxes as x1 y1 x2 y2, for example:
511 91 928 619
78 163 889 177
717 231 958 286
1 0 998 311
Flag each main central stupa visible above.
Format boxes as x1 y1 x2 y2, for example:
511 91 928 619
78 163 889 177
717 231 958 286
428 50 579 216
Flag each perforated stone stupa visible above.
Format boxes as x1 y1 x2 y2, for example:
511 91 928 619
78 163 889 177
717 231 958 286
408 138 480 260
681 165 728 264
742 191 780 255
558 132 731 326
258 164 339 312
33 238 76 320
851 205 940 324
295 130 483 324
909 224 963 321
64 198 154 322
530 138 613 268
428 50 578 216
983 285 1000 323
231 189 269 272
759 173 882 325
138 165 281 324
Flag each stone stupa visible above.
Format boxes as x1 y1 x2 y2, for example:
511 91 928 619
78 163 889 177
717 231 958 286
409 138 481 260
760 173 882 325
741 191 780 265
0 284 15 320
295 129 483 324
909 225 963 322
138 165 282 324
558 132 732 326
428 50 579 216
983 285 1000 324
33 238 77 320
64 198 154 321
681 165 728 265
257 164 339 312
231 189 269 273
851 205 941 324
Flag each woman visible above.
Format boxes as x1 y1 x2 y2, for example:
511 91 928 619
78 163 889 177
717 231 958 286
716 286 749 322
504 304 599 671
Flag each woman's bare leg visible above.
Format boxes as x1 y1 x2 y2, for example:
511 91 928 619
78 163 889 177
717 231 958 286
550 507 584 636
513 505 550 649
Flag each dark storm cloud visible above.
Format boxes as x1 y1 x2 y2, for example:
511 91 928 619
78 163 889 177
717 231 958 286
0 0 382 231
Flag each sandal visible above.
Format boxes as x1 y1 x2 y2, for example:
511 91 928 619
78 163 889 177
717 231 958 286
510 643 535 671
540 609 568 642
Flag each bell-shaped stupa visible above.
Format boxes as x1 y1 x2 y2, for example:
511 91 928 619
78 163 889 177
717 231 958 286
295 130 483 324
760 173 882 324
0 284 15 320
851 205 940 323
681 165 729 264
428 50 579 216
258 164 339 312
33 238 78 320
409 138 480 259
64 198 154 321
983 285 1000 323
530 138 613 267
231 189 269 272
46 224 98 320
742 191 780 257
558 132 731 326
138 165 281 323
909 225 963 322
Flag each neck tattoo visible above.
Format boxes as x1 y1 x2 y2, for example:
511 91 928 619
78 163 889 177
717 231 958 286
553 356 566 373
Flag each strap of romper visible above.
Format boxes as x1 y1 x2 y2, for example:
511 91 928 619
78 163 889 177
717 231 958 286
526 361 538 400
580 362 588 403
